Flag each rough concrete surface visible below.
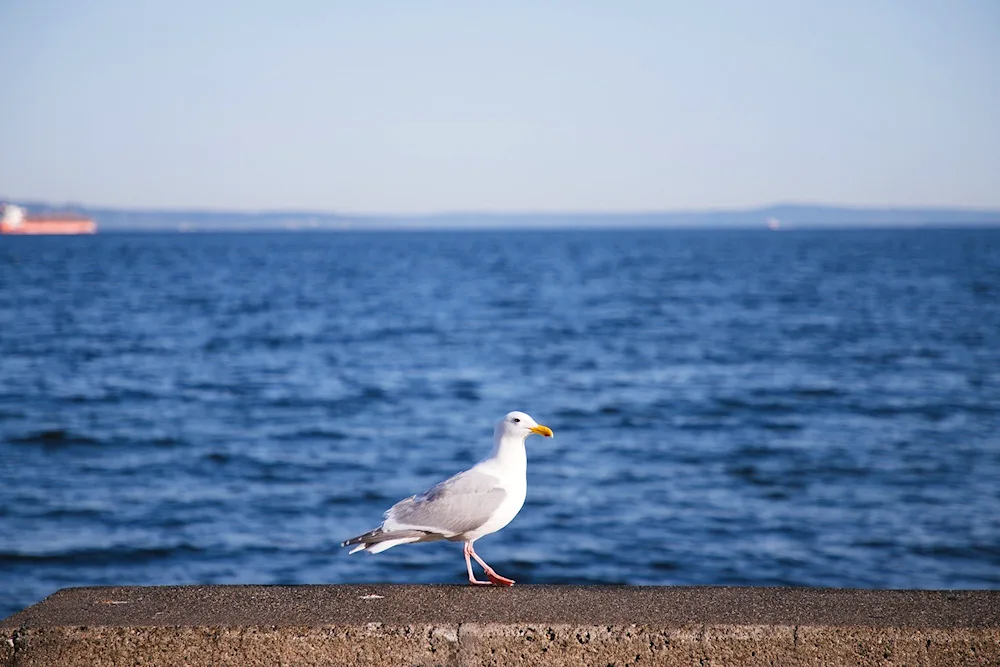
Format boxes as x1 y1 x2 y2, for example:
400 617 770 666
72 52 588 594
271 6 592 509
2 585 998 666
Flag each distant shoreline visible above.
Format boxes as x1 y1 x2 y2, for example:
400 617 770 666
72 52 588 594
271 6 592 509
3 202 999 232
12 225 999 235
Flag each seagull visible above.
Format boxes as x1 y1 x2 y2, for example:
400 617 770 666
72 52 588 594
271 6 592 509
342 411 553 586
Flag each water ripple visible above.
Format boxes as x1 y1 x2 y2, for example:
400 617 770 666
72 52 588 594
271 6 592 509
1 229 999 618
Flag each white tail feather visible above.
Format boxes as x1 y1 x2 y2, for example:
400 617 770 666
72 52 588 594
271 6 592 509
363 537 422 554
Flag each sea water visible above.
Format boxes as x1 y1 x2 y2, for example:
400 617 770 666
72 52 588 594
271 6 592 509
1 228 998 617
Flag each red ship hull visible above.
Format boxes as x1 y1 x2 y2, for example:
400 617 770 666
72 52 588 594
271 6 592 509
1 216 97 235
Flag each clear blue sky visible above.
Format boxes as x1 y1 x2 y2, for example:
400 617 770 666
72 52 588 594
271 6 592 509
2 1 998 213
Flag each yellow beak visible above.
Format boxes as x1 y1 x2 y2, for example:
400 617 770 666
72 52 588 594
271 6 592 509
530 424 554 438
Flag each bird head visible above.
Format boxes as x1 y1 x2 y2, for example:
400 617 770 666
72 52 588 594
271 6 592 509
495 411 553 441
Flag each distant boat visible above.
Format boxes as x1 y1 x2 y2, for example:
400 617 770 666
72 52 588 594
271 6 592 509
766 217 781 231
1 203 97 235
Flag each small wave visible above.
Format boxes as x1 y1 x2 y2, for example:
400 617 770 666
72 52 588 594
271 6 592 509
148 436 185 447
58 388 163 405
553 407 595 420
757 419 804 432
909 543 1000 561
325 386 390 416
731 444 788 459
322 495 356 507
9 429 101 447
0 544 203 566
277 428 349 441
351 488 395 503
550 404 631 422
650 559 680 572
713 397 794 414
725 463 797 489
359 386 387 399
178 380 253 397
674 419 728 431
242 463 318 484
449 380 480 402
850 402 953 420
8 506 107 520
204 451 231 464
365 325 442 343
266 396 339 409
793 387 845 399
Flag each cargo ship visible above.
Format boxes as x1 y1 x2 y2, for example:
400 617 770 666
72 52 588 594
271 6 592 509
1 203 97 235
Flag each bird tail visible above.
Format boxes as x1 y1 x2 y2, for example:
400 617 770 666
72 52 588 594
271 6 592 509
341 528 430 554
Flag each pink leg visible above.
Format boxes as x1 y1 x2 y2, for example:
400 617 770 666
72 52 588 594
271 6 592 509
464 542 492 585
468 542 515 586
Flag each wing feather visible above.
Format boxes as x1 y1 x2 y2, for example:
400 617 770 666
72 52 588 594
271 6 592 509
383 468 505 536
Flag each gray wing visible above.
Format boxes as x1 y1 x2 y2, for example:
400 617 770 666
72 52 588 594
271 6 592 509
382 468 506 536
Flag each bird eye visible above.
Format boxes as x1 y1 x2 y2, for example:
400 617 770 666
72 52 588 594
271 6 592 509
512 418 520 423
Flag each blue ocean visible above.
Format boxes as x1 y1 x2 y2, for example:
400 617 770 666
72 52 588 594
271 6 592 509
2 228 999 619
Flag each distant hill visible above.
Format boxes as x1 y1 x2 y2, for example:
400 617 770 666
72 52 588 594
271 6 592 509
3 200 999 231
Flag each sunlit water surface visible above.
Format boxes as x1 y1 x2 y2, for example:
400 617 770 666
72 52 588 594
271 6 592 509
2 229 999 617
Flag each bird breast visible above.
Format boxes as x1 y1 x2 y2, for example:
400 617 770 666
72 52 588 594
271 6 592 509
462 477 527 541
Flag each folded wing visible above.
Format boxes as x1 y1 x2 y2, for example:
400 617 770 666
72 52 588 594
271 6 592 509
385 468 507 536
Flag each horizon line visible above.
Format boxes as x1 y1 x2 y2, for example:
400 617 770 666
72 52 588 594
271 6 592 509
5 198 1000 217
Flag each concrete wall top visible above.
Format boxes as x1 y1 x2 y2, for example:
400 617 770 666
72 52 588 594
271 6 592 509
3 585 998 666
3 585 999 630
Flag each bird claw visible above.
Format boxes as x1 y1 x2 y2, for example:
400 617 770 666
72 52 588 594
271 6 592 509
468 567 516 587
468 577 515 587
485 570 515 586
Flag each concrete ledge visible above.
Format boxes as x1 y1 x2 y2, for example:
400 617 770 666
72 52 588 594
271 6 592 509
2 585 998 666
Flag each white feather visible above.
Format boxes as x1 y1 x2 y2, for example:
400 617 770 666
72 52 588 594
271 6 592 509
364 537 422 554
